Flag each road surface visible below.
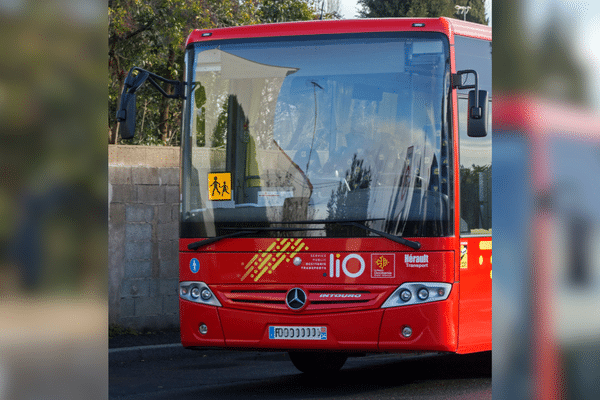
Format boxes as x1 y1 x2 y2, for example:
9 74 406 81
109 347 491 399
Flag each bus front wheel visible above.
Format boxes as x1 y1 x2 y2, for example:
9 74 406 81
288 351 348 374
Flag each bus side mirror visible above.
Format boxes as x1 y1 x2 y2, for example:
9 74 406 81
116 69 150 139
468 89 488 137
117 91 137 139
453 70 489 138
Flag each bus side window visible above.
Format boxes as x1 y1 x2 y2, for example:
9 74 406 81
455 35 492 236
458 96 492 235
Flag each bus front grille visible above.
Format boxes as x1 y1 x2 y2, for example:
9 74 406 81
214 285 393 313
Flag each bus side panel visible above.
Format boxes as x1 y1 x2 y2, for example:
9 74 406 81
219 309 384 351
378 284 458 352
457 236 492 353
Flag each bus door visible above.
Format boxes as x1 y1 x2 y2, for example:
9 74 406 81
455 35 492 352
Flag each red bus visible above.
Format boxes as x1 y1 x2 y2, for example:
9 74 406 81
494 94 600 399
117 17 492 373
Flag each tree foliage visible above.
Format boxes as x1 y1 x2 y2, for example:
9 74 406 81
534 13 588 105
109 0 330 146
493 1 589 106
357 0 488 25
259 0 317 23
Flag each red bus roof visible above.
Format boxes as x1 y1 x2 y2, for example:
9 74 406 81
186 18 491 47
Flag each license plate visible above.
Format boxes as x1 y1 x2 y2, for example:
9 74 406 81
268 326 327 340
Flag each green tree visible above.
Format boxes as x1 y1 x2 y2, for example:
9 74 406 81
493 1 589 106
535 12 588 105
109 0 328 146
493 0 535 92
357 0 488 25
258 0 318 22
108 0 262 145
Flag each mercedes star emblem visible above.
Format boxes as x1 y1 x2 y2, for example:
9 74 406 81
286 288 307 311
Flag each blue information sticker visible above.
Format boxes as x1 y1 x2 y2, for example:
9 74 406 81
190 258 200 273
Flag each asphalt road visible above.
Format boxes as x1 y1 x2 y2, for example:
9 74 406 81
109 346 491 399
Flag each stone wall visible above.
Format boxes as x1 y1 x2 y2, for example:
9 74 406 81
109 145 181 330
109 144 180 168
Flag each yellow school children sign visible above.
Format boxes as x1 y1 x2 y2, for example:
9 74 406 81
208 173 232 201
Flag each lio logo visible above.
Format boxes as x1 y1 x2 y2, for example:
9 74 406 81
328 254 365 278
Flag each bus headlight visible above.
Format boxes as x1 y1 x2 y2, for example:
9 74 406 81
199 324 208 335
201 289 212 300
381 282 451 308
179 282 222 307
399 289 412 302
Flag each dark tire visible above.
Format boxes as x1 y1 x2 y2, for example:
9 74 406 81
288 351 348 374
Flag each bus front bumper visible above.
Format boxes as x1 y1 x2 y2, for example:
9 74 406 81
180 288 458 352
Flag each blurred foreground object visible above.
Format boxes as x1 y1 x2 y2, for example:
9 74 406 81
494 93 600 399
0 0 107 398
0 297 106 398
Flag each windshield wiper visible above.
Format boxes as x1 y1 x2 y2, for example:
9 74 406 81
187 227 322 250
267 219 421 250
188 220 421 251
188 230 258 250
339 221 421 250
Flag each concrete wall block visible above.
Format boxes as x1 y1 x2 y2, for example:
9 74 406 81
147 279 160 298
157 204 173 224
110 146 146 167
159 258 178 279
135 296 163 317
165 185 180 204
123 260 153 280
111 184 136 203
120 278 151 298
108 203 126 325
116 316 143 331
125 241 152 261
117 315 178 331
159 168 180 186
132 167 159 185
159 278 179 296
163 295 179 315
109 145 180 168
158 240 178 262
126 204 155 223
137 185 165 204
120 298 135 318
157 240 178 279
146 147 180 169
125 223 152 242
157 222 178 241
141 316 163 331
109 203 126 227
144 315 178 331
165 313 180 328
109 167 132 185
109 163 185 331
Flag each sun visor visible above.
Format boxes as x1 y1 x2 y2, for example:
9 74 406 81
196 49 298 78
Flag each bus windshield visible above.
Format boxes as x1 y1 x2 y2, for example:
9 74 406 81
181 33 452 238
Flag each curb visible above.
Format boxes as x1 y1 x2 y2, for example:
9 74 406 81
109 343 191 364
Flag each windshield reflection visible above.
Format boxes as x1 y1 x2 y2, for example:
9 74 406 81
181 33 452 238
